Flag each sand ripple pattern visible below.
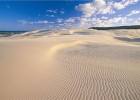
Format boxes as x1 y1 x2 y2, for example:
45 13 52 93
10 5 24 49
0 43 140 100
46 44 140 100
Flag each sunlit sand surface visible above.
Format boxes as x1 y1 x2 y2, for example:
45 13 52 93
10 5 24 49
0 29 140 100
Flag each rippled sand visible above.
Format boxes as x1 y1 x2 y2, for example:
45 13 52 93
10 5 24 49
0 29 140 100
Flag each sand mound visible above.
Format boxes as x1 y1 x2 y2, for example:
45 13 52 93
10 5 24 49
107 29 140 44
0 29 140 100
13 29 54 38
47 40 87 57
109 29 140 38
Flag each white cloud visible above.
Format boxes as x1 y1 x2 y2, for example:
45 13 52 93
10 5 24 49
46 9 57 13
45 14 55 17
127 10 140 16
123 0 139 6
75 0 114 17
57 18 63 23
18 20 28 25
101 16 109 19
99 17 131 26
36 20 48 24
113 2 126 10
62 16 140 28
75 3 95 17
92 17 139 27
118 15 122 17
113 0 139 10
65 18 75 23
105 17 128 26
60 11 65 14
18 20 48 24
137 18 140 22
75 0 139 17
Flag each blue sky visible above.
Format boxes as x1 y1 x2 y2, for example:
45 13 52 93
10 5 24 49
0 0 140 31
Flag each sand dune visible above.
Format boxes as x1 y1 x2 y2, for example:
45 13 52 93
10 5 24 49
47 40 87 57
0 29 140 100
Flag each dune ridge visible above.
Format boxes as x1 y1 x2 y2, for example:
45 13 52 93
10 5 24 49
0 29 140 100
47 40 87 57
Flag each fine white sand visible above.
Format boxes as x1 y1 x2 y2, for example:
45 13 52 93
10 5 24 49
0 29 140 100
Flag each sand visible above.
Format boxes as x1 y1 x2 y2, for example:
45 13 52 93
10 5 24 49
0 29 140 100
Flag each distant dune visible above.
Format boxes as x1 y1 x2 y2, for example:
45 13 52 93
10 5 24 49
0 29 140 100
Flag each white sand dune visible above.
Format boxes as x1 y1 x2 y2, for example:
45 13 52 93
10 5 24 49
0 29 140 100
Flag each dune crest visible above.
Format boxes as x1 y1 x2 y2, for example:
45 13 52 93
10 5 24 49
47 40 87 57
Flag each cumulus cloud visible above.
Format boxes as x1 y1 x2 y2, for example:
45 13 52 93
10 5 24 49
75 0 139 17
75 0 115 17
61 16 140 29
46 9 57 13
113 2 125 10
127 10 140 16
88 17 139 27
114 0 139 10
70 0 140 28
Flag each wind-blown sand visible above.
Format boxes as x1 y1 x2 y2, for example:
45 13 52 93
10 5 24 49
0 29 140 100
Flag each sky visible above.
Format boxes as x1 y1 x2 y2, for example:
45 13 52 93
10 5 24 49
0 0 140 31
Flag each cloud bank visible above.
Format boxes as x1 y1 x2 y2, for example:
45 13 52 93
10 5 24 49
18 0 140 29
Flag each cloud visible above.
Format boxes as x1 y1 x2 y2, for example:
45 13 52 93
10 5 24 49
70 0 140 28
18 20 28 25
60 11 65 14
127 10 140 16
65 18 76 23
46 9 57 13
61 15 140 29
113 2 126 10
36 20 48 24
75 0 139 17
137 18 140 22
101 16 109 19
113 0 139 10
57 18 63 23
104 17 128 26
45 14 55 17
18 20 48 25
75 0 115 17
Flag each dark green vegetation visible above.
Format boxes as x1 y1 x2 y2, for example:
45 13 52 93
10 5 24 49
0 31 27 37
89 25 140 30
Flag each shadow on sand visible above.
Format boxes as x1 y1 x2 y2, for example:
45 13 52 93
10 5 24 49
116 37 140 42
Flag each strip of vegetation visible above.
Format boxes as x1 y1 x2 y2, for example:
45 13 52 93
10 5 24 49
0 31 27 37
89 25 140 30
